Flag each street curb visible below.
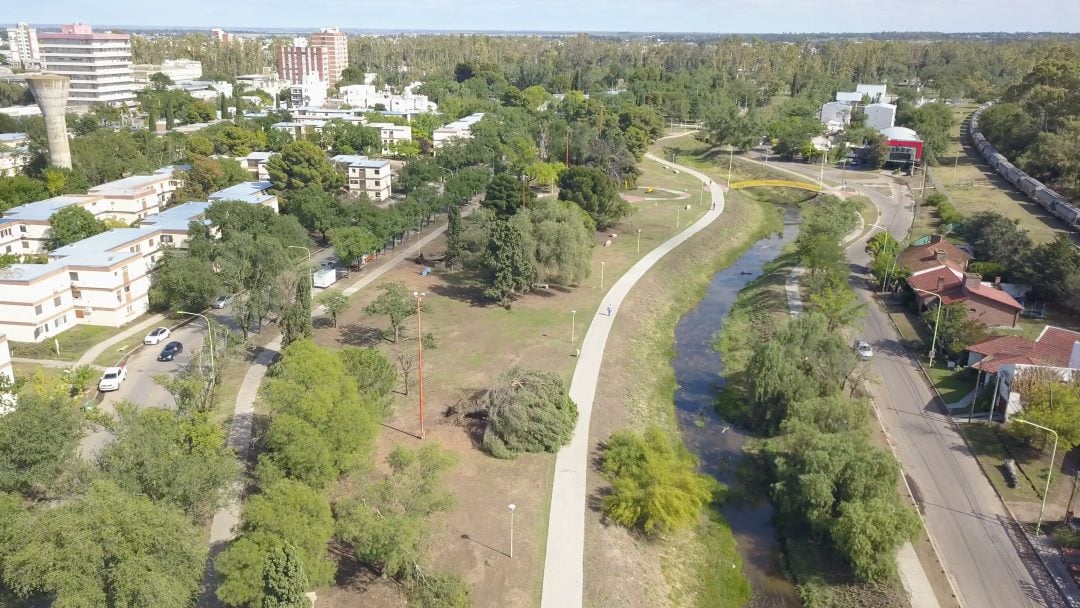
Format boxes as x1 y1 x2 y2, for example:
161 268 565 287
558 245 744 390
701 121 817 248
876 296 1075 608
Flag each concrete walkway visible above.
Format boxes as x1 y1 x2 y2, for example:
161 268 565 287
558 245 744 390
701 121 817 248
77 312 168 366
785 267 805 317
540 152 726 608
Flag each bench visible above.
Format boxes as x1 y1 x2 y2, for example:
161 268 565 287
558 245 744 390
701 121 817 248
532 283 550 290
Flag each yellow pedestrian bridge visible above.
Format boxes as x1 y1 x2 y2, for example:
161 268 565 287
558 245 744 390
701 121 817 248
729 179 821 192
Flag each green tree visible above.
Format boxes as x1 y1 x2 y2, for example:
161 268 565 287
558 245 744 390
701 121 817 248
922 302 987 356
173 155 249 201
280 268 312 346
960 211 1033 277
444 203 464 270
482 221 536 305
287 186 344 241
525 160 564 191
1010 369 1080 451
329 225 380 268
510 198 594 286
46 205 108 250
336 444 455 578
211 124 264 156
833 497 921 581
338 346 397 414
258 414 337 489
364 281 416 342
97 404 237 522
149 249 223 312
261 544 310 608
483 172 527 217
2 480 206 608
482 366 577 458
0 175 49 212
600 426 719 535
808 286 864 331
267 139 344 194
557 165 630 229
317 291 349 327
0 391 82 498
186 133 214 157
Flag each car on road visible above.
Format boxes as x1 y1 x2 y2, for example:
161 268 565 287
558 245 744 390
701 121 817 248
158 341 184 362
855 340 874 360
144 326 171 345
212 294 234 309
98 366 127 392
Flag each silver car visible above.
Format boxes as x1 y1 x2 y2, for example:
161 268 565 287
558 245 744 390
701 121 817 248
855 340 874 360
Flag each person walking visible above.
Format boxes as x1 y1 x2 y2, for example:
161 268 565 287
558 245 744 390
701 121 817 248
606 304 613 316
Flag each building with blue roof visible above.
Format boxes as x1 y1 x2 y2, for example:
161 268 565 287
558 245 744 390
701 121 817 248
209 181 279 212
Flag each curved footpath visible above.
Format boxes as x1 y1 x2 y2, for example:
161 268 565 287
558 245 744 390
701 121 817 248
540 149 726 608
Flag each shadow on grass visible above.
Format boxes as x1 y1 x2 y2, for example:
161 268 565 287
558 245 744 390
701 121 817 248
337 324 385 347
428 269 492 307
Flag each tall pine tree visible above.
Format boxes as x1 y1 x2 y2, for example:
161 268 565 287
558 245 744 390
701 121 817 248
281 269 313 346
444 204 464 270
484 221 535 306
261 544 309 608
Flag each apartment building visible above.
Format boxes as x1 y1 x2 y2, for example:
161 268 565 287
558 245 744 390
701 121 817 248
132 59 203 87
0 194 105 255
208 181 280 213
368 123 412 154
339 84 437 113
38 24 134 109
433 113 485 148
278 39 327 85
0 133 30 177
236 151 276 181
309 28 348 86
6 22 42 69
332 155 392 201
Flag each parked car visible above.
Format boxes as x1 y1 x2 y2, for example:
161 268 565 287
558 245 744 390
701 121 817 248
855 340 874 360
98 366 127 392
158 341 184 362
144 327 171 345
212 294 234 309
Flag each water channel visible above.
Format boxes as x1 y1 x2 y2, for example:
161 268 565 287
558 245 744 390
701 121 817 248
671 206 801 608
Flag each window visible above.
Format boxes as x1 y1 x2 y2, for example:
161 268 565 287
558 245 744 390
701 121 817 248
53 317 61 329
19 225 26 233
374 180 380 187
69 271 79 281
123 285 130 293
115 291 121 302
149 238 155 247
34 304 43 315
54 296 61 307
72 288 81 299
33 326 43 339
21 241 28 249
161 234 173 244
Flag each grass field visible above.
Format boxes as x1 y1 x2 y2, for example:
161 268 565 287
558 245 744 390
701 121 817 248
9 319 147 362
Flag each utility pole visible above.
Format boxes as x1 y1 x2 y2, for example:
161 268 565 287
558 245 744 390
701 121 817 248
727 146 734 186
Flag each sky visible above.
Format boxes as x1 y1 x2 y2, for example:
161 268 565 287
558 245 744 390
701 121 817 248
9 0 1080 33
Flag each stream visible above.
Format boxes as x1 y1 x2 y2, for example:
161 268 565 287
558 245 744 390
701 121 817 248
671 206 801 608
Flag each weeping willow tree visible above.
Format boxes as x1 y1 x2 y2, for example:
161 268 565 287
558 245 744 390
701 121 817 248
482 366 577 459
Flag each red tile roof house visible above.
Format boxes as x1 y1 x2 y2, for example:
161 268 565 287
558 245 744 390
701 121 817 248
897 236 1023 329
966 326 1080 419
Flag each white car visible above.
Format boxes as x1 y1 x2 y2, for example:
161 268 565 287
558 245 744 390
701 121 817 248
144 327 171 345
98 366 127 392
855 340 874 360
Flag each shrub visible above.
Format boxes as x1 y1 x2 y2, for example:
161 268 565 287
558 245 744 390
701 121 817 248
482 367 577 459
600 426 720 535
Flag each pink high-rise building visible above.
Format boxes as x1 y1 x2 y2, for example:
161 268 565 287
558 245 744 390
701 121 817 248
38 24 133 109
276 27 348 86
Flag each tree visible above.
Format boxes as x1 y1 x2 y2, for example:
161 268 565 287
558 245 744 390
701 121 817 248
444 204 464 270
45 205 107 250
317 291 349 327
525 160 564 191
1010 369 1080 451
364 281 416 342
0 175 49 212
600 426 719 535
809 286 864 331
923 302 987 356
173 155 249 201
261 544 310 608
338 346 397 416
215 479 335 607
149 248 223 312
2 480 206 608
97 404 237 522
186 133 214 157
960 211 1033 277
280 268 312 346
0 391 82 498
833 497 921 581
287 186 343 241
483 172 528 217
211 124 263 156
558 165 630 229
336 444 455 578
329 225 380 268
258 413 337 489
41 166 89 196
482 366 577 459
482 220 535 305
267 139 345 194
510 198 594 286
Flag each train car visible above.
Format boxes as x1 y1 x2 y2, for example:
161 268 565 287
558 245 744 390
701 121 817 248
1054 202 1080 228
1018 175 1042 197
1033 187 1058 211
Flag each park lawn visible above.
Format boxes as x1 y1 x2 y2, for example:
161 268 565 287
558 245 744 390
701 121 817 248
657 134 819 192
9 320 153 362
937 102 1074 245
92 333 151 368
923 365 976 405
959 423 1072 513
306 150 721 607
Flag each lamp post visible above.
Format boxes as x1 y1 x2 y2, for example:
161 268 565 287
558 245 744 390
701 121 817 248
911 288 943 368
841 156 848 190
287 246 313 300
413 291 426 439
676 207 681 229
177 311 214 378
600 261 606 290
1013 418 1058 536
637 229 642 254
819 148 827 189
571 310 576 343
880 239 901 293
508 503 517 558
727 146 734 186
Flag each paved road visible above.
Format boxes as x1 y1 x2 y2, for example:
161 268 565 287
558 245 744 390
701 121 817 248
540 148 726 608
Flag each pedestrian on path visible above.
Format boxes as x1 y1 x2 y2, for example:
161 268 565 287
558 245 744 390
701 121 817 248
606 304 613 316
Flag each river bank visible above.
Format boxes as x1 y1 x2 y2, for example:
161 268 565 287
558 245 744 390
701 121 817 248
582 190 781 608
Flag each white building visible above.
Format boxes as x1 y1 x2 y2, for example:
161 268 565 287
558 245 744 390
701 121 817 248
432 113 485 148
208 181 280 213
856 84 888 103
332 155 392 201
339 84 437 113
820 101 852 134
0 133 31 177
38 23 134 109
6 22 42 69
865 103 897 131
236 70 287 99
236 151 276 181
835 91 863 103
132 59 203 87
289 74 328 109
367 123 412 154
272 111 411 155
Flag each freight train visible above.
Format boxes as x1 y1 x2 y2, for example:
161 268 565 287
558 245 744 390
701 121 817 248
969 103 1080 229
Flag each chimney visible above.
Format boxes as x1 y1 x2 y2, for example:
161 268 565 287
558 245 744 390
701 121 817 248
994 276 1002 289
929 234 943 244
964 273 982 292
934 249 946 263
936 276 946 292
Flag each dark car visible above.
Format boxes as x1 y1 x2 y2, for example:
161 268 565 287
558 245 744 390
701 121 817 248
158 341 184 361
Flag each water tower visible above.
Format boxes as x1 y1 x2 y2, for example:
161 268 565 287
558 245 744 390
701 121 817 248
24 74 72 169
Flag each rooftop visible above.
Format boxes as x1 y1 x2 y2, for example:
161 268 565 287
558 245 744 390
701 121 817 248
3 195 101 222
881 126 921 141
896 235 970 274
0 261 67 283
139 202 210 231
49 227 155 257
331 154 389 168
970 326 1080 373
209 181 273 201
90 173 169 194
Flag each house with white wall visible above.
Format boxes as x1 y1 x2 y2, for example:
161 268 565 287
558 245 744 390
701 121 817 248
331 155 392 201
209 181 280 213
967 326 1080 419
433 113 485 148
236 151 276 181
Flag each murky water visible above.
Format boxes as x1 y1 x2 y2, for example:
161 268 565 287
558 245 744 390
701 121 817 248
672 207 801 608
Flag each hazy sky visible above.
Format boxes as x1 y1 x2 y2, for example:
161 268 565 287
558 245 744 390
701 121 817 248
9 0 1080 32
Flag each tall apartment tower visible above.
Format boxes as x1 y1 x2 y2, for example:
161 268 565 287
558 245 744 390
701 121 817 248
38 24 134 110
6 22 42 69
276 27 347 86
309 27 348 86
211 28 231 44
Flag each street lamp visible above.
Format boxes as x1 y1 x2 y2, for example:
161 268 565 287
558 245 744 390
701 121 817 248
600 261 606 291
727 146 734 186
1013 418 1059 536
880 239 902 293
570 310 576 343
414 291 427 439
636 229 642 254
818 147 827 189
508 503 517 558
287 246 314 300
911 288 943 368
676 206 681 229
177 311 214 377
